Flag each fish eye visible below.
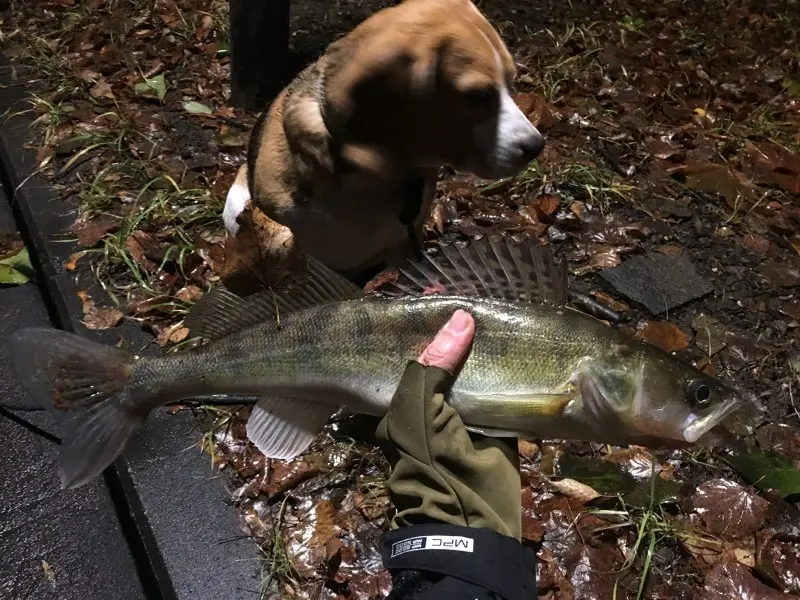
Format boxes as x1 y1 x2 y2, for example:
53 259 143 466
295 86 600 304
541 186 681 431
687 379 711 406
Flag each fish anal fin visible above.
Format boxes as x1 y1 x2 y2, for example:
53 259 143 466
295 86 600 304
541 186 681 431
245 396 337 460
185 255 364 340
379 235 569 306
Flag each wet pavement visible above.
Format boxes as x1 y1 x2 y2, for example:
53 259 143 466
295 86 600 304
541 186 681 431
0 180 149 600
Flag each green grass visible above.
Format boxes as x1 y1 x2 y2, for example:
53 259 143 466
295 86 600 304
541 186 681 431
259 496 304 600
482 159 637 213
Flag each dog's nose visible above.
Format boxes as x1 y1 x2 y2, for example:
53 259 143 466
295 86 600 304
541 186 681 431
520 133 545 161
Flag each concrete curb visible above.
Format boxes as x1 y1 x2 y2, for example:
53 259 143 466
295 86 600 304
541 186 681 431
0 54 261 600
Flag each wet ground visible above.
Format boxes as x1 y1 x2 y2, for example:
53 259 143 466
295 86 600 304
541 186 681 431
2 0 799 598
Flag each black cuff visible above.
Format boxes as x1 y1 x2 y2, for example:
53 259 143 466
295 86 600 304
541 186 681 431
381 524 537 600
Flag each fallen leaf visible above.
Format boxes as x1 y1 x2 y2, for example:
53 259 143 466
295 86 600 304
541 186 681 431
635 320 690 353
41 560 55 588
518 439 539 459
756 424 800 459
623 477 681 509
692 314 728 356
156 323 189 347
217 203 307 296
125 233 160 272
65 251 87 271
514 92 562 130
84 306 123 330
89 79 115 99
183 100 214 115
0 246 33 285
78 290 124 330
572 243 634 276
550 478 601 503
655 244 684 256
682 531 751 570
134 73 167 100
726 451 800 498
174 285 203 304
554 452 635 496
756 529 800 594
603 446 657 479
71 214 120 247
759 260 800 288
703 560 798 600
0 263 29 284
534 194 560 216
682 162 757 208
741 233 771 254
746 142 800 195
589 290 630 313
692 479 769 537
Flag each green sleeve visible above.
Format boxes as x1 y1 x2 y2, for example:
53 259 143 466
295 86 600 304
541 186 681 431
376 361 522 541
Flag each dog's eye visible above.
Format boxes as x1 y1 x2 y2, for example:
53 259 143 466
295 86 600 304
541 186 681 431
464 87 495 106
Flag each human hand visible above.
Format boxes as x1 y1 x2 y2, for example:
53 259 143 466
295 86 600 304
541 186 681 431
376 308 522 540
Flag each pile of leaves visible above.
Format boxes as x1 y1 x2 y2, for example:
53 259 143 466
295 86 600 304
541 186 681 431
3 0 800 597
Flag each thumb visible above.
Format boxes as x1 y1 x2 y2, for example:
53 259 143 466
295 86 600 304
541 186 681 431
416 309 475 374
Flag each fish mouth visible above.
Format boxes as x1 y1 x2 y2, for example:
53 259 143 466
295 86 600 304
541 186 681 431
681 397 742 444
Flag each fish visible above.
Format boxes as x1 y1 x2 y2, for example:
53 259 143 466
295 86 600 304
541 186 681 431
10 235 759 490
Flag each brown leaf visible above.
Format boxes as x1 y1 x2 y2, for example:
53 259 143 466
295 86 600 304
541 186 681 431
155 323 189 347
692 479 769 537
82 297 124 330
692 314 728 356
308 499 341 549
174 285 203 304
550 478 602 503
635 320 690 353
89 79 115 99
514 92 562 131
534 194 560 216
65 251 87 271
648 139 684 161
760 260 800 288
572 243 634 276
746 142 800 195
217 203 307 296
125 233 160 273
756 424 800 459
703 560 797 600
741 233 771 255
71 214 120 247
589 291 630 313
518 439 539 459
682 162 757 208
655 244 684 256
756 529 800 595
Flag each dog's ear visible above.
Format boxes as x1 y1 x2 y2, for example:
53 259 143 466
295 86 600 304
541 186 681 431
323 32 439 140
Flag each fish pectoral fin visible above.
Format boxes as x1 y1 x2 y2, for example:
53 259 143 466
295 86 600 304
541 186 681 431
246 397 337 460
465 425 520 438
472 393 573 417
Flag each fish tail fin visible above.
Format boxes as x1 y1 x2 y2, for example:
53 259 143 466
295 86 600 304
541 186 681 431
10 327 145 489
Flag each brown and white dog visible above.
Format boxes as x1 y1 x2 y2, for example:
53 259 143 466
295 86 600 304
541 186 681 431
223 0 545 281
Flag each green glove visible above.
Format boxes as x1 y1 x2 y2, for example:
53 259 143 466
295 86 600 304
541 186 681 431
376 349 522 541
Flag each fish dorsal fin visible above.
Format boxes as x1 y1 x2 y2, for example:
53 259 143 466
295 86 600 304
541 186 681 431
383 235 568 306
185 255 364 340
